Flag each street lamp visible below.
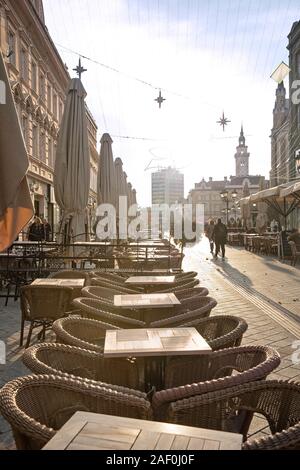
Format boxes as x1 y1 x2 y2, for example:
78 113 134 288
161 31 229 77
220 189 238 225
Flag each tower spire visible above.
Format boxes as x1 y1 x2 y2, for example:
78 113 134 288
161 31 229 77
239 123 245 146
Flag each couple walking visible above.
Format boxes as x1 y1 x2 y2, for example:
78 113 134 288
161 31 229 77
206 219 228 259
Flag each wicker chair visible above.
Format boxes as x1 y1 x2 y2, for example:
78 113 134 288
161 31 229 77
151 345 280 420
289 241 300 266
0 374 151 450
52 316 118 352
20 285 73 348
72 297 146 328
91 277 139 293
23 343 141 390
49 269 91 286
166 380 300 450
180 315 248 350
81 285 115 304
157 278 200 293
149 297 217 328
176 287 209 301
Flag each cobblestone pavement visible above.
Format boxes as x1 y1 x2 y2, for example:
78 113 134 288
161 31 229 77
0 239 299 449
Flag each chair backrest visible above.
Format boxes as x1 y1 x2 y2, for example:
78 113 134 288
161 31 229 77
91 278 138 293
149 296 217 328
81 286 114 302
52 316 118 352
20 285 73 321
167 380 300 450
152 345 280 420
181 315 248 350
23 343 142 391
72 297 146 327
49 270 90 284
0 374 152 450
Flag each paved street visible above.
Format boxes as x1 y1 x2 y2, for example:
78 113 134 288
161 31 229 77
0 240 300 449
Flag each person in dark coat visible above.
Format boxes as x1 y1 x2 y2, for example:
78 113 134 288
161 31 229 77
42 218 52 241
28 216 43 241
212 218 228 259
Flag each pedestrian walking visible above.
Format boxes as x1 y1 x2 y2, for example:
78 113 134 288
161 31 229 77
205 219 215 254
28 216 44 241
212 218 228 259
42 218 52 241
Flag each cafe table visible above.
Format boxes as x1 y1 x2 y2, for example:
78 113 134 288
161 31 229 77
43 411 243 450
114 293 180 324
125 275 176 293
104 327 211 391
31 278 85 299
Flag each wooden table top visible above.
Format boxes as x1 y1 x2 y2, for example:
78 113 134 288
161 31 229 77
31 278 85 287
43 411 242 450
125 276 175 286
104 327 212 358
114 293 180 309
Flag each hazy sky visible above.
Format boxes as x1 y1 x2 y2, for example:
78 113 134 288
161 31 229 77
44 0 300 206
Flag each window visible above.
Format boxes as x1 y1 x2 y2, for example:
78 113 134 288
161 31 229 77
32 124 38 157
40 132 46 162
53 93 57 118
20 47 28 81
22 115 28 147
59 101 63 122
297 53 300 77
48 138 53 167
31 61 37 92
39 73 45 100
7 30 15 65
47 85 51 111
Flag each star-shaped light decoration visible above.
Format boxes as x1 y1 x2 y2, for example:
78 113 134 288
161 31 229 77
73 58 87 80
155 90 166 109
217 111 231 131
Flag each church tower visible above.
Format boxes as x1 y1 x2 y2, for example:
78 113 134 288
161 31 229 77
235 125 250 177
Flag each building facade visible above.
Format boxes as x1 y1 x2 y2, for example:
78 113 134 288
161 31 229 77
0 0 98 235
288 21 300 182
188 128 267 226
151 167 184 205
270 82 290 187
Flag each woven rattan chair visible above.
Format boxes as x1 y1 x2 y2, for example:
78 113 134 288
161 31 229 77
149 296 217 328
81 285 115 304
52 316 118 352
151 345 280 420
23 343 141 390
156 278 200 293
0 374 151 450
91 277 139 293
289 241 300 266
166 380 300 450
180 315 248 350
20 285 73 348
72 297 146 328
176 287 209 301
49 269 91 285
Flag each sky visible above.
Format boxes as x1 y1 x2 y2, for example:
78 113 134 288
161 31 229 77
43 0 300 206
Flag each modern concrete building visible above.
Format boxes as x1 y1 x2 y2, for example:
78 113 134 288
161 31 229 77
0 0 98 234
151 167 184 206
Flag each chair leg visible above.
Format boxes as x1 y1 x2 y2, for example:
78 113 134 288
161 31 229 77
19 316 25 346
25 322 34 349
5 284 11 306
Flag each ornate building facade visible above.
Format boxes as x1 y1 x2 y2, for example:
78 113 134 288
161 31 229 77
188 128 267 226
270 82 289 187
0 0 98 234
